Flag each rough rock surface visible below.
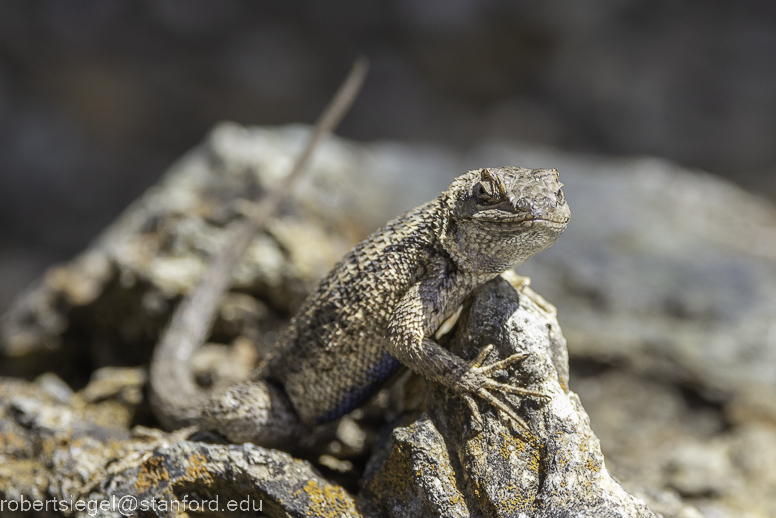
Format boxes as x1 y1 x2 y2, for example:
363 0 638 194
3 123 776 516
0 279 655 518
361 276 657 518
477 144 776 517
0 374 360 518
0 122 396 380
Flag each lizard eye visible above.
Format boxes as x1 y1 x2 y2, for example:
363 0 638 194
474 181 502 205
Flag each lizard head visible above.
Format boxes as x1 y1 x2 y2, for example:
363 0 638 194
441 167 570 273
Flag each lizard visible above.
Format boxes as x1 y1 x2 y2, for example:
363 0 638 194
152 166 570 447
147 60 570 448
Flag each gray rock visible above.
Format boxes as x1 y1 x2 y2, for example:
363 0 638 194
0 376 362 518
4 123 776 515
473 143 776 405
8 126 776 408
469 143 776 516
0 123 393 375
361 275 657 518
100 441 361 518
0 278 659 517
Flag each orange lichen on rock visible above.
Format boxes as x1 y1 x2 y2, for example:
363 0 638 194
135 455 170 492
182 452 215 485
297 479 359 518
367 444 413 498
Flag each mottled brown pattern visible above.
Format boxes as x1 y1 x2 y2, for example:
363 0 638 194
205 167 569 442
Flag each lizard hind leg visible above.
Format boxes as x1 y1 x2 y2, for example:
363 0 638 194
201 380 306 449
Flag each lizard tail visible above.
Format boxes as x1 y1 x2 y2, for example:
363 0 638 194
149 57 369 429
149 221 259 428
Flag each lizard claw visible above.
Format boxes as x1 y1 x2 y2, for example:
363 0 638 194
482 378 551 399
476 387 530 432
460 344 550 431
469 343 495 369
462 393 483 424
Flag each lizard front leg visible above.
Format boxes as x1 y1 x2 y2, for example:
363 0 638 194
386 282 549 431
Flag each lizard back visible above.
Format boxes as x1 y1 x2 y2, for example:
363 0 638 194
259 199 445 425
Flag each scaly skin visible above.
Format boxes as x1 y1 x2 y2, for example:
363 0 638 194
200 167 570 446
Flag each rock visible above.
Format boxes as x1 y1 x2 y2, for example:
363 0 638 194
360 416 471 518
361 275 657 517
0 123 386 378
471 143 776 517
101 441 362 518
0 375 139 503
0 376 362 518
4 123 776 515
8 126 776 407
0 277 659 517
476 143 776 405
664 439 740 497
79 366 147 404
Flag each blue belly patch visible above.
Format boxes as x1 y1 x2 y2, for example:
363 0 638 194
316 352 403 424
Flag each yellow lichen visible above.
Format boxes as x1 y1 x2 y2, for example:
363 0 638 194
498 479 537 514
297 479 359 517
182 452 215 485
367 445 412 498
498 430 527 461
0 430 26 452
135 455 170 492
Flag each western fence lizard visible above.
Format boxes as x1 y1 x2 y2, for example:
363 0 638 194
191 166 571 446
147 62 569 445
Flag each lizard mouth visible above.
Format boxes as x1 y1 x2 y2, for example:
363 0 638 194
473 215 569 226
525 217 570 226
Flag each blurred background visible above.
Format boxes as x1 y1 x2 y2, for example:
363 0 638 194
3 3 776 515
1 0 776 311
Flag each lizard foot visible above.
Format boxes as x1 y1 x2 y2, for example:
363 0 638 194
460 344 550 432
